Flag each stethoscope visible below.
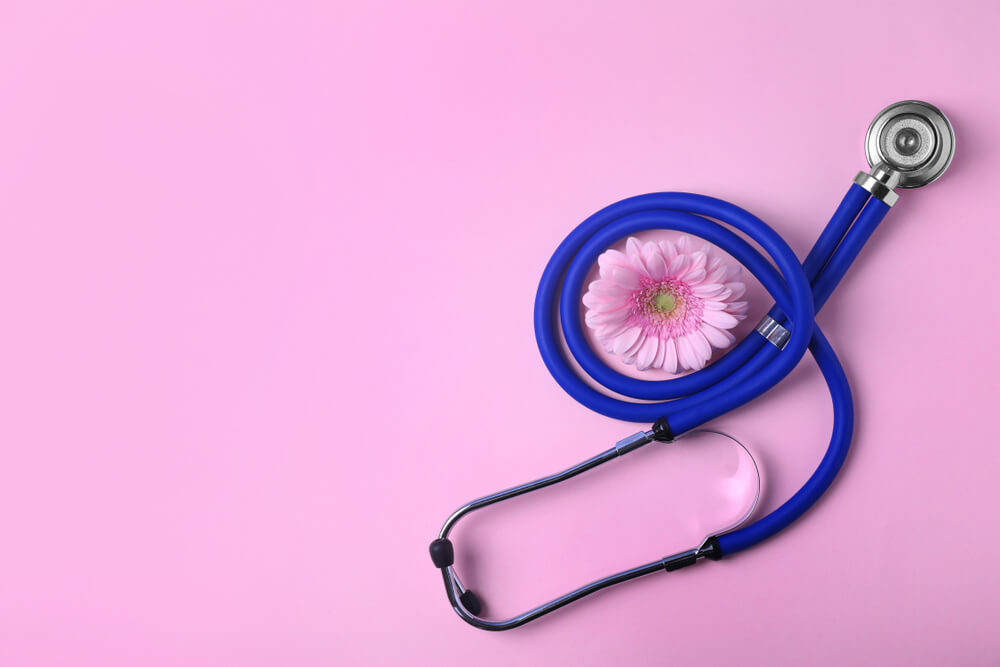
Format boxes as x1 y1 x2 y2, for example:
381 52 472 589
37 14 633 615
429 100 956 630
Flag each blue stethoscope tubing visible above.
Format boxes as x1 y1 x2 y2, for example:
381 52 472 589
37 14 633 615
536 183 887 555
431 183 890 629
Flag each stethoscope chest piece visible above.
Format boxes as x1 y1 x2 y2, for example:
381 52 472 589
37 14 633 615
865 100 955 188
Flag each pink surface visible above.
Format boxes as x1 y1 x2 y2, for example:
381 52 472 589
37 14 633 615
1 1 999 665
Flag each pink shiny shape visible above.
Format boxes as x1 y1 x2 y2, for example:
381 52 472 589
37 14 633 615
0 1 999 666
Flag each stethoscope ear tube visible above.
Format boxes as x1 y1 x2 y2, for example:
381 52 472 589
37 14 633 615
429 428 758 630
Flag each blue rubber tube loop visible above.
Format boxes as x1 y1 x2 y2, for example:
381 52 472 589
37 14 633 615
560 210 791 401
534 184 886 555
534 192 815 424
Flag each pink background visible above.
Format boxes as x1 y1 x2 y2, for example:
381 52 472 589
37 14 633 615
1 1 999 665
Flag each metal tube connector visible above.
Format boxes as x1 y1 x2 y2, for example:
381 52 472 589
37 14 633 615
755 315 791 350
614 430 654 456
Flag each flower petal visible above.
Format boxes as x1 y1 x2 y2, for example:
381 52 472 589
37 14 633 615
621 329 647 364
706 267 728 284
625 238 650 275
689 329 713 363
676 334 700 370
581 290 632 313
581 291 607 310
588 279 631 298
643 243 667 279
597 319 631 341
636 336 659 371
653 335 668 369
703 309 740 329
666 254 690 278
683 268 707 285
586 308 628 327
584 300 628 316
612 326 643 355
724 281 746 299
658 240 677 263
688 251 707 273
598 249 631 278
692 283 725 298
725 301 749 316
701 322 735 348
662 337 678 373
611 266 641 289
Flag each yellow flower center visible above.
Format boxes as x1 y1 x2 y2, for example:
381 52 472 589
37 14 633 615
653 292 676 313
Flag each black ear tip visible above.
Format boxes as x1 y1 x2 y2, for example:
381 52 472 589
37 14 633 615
459 590 483 616
429 538 454 568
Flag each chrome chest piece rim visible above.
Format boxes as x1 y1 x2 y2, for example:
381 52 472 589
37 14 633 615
865 100 955 188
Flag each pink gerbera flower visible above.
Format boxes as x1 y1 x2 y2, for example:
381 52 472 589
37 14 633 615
583 236 749 372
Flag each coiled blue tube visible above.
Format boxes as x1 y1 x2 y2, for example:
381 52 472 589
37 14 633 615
534 185 890 554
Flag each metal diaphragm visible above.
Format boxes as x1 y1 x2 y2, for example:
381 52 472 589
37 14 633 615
865 100 955 188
